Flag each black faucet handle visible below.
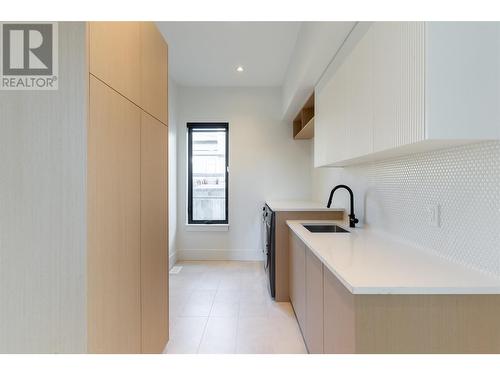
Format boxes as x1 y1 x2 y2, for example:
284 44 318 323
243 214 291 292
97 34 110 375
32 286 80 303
349 214 359 228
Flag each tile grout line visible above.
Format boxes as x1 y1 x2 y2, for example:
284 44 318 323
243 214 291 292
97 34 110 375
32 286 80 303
169 261 304 354
234 298 242 354
195 284 217 353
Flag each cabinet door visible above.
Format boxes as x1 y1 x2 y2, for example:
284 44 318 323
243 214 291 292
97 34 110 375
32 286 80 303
323 268 356 354
89 22 141 105
88 76 141 353
140 22 168 125
140 111 169 353
289 231 306 333
315 29 373 166
305 249 324 353
371 22 425 152
315 64 347 167
346 29 373 159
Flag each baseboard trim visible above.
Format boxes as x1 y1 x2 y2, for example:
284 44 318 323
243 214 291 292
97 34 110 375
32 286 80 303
177 249 265 261
168 251 178 268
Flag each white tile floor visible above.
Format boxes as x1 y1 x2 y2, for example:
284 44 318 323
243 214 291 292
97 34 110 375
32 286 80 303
164 260 307 354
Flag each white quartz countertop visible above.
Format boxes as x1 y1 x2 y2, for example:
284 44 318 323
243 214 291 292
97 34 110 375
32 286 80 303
265 200 344 212
287 220 500 295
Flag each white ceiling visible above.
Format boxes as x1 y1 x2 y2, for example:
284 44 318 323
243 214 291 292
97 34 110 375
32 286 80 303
156 22 301 87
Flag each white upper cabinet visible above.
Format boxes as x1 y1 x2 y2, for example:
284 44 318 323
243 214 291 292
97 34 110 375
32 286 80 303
347 28 373 158
371 22 425 153
315 22 500 167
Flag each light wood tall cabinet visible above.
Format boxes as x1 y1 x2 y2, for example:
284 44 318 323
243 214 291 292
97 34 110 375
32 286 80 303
89 22 141 105
140 112 169 353
0 22 167 354
140 23 168 124
87 22 169 354
89 22 168 124
87 76 142 353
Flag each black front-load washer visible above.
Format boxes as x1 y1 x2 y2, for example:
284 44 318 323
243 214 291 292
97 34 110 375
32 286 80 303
262 204 275 298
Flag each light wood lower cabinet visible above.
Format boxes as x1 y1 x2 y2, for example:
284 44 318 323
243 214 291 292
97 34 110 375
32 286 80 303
289 229 500 354
323 267 356 354
289 231 306 332
289 232 325 353
305 249 324 353
88 76 142 353
354 294 500 353
140 112 169 353
88 75 169 354
276 210 343 302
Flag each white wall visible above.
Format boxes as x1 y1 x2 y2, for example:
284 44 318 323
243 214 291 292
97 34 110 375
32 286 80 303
168 78 178 267
312 141 500 278
0 23 87 353
281 22 355 121
175 87 312 261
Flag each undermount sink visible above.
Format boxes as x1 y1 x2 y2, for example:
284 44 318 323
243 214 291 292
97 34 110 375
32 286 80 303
303 224 350 233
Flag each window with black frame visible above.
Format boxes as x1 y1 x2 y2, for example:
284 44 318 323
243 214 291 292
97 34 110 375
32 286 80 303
187 123 229 224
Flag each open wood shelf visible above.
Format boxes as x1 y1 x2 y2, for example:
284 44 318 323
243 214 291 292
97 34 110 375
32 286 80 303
294 117 314 139
292 93 315 140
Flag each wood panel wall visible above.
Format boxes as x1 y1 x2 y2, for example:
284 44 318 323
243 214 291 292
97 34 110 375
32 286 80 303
0 22 87 353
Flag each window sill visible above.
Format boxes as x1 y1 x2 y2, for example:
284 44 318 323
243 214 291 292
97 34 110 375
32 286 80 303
185 224 229 232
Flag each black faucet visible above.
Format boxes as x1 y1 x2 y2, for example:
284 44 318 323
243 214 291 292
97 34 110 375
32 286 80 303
327 185 359 228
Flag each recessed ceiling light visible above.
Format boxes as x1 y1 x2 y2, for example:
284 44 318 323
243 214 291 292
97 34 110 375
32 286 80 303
236 66 244 72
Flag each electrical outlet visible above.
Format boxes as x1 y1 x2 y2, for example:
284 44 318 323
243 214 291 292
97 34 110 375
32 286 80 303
426 204 440 228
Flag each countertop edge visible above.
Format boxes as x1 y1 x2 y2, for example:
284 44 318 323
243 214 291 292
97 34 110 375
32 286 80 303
265 200 345 212
286 220 500 295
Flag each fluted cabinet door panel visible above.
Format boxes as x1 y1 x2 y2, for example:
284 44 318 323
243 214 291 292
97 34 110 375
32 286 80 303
333 61 350 162
316 61 349 166
372 22 425 152
140 111 169 353
346 29 373 159
88 76 142 354
314 78 334 167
